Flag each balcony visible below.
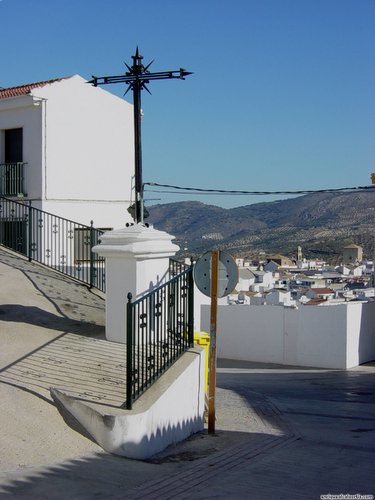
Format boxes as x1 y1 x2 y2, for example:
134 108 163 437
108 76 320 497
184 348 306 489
0 162 26 197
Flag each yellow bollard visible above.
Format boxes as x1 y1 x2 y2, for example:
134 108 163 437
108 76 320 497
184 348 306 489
194 331 210 393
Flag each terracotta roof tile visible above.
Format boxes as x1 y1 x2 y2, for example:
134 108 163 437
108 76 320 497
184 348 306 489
305 298 326 306
309 287 334 294
0 77 69 100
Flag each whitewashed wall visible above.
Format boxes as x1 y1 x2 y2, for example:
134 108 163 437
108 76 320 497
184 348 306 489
33 77 133 201
32 76 134 228
35 199 130 229
1 76 135 229
194 285 228 333
201 302 375 369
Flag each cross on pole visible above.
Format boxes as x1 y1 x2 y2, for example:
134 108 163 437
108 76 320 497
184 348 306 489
89 48 193 224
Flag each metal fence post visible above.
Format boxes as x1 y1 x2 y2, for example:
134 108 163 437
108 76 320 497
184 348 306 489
126 292 134 410
0 199 3 246
89 220 95 289
188 265 194 347
27 200 33 262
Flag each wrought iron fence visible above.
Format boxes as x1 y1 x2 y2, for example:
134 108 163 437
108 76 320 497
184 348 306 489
169 256 191 277
0 196 106 291
126 265 194 409
0 163 26 196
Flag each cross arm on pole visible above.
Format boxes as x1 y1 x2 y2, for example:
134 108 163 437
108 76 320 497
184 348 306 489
88 69 193 87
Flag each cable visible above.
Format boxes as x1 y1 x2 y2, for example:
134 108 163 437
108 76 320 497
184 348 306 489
144 182 375 196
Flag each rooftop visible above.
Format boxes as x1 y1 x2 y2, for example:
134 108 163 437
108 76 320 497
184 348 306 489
0 77 69 99
304 297 327 305
344 244 363 249
309 287 335 294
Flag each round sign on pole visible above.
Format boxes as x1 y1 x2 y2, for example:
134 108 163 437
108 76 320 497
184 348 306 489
193 251 238 298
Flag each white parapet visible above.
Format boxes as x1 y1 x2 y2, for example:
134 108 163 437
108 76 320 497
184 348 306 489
51 346 205 459
201 301 375 369
92 223 179 343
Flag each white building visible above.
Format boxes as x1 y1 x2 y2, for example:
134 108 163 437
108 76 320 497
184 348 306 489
336 265 351 276
352 265 365 277
250 270 275 292
265 289 296 307
237 268 256 291
0 76 134 228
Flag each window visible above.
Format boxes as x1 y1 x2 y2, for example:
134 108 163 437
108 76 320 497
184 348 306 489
5 128 23 163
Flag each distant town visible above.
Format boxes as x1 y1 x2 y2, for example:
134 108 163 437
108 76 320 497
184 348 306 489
228 243 374 307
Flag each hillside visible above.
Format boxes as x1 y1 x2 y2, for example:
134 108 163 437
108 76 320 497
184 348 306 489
147 190 374 261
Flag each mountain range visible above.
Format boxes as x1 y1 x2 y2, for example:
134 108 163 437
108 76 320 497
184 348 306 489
147 190 374 262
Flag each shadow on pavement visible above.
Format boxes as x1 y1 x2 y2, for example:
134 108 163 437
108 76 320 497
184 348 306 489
0 248 105 329
0 430 289 499
0 304 104 337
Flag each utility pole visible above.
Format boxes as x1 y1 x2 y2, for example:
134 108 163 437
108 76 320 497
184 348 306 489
89 48 192 224
208 250 219 434
372 173 375 288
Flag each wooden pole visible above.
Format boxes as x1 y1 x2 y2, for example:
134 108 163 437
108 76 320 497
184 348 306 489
208 249 219 434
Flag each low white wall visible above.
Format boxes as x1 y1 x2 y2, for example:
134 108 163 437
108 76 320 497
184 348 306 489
292 304 347 368
194 285 228 333
51 346 205 459
201 302 375 369
347 302 375 367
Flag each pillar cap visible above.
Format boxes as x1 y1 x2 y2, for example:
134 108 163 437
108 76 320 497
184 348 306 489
92 223 179 259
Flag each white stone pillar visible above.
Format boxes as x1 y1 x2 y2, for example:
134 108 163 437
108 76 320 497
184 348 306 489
92 224 179 343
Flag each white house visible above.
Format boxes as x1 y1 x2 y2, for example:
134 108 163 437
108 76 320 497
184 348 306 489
352 265 365 277
265 289 296 307
249 270 275 292
336 265 351 276
237 268 256 291
0 76 134 229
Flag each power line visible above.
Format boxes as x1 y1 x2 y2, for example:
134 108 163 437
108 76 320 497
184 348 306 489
144 182 375 196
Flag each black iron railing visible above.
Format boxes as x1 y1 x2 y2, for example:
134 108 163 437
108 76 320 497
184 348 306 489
0 196 106 291
0 163 26 196
169 256 191 277
126 265 194 409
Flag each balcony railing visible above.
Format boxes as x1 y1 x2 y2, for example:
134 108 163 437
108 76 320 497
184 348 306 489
0 163 26 196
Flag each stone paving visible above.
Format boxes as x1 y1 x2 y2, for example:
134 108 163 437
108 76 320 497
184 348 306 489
127 434 298 499
0 247 375 499
0 332 127 407
0 248 127 406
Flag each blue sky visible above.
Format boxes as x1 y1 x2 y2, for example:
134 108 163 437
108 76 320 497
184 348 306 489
1 0 374 208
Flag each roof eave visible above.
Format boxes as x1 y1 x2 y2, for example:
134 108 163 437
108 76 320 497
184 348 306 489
0 93 36 111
